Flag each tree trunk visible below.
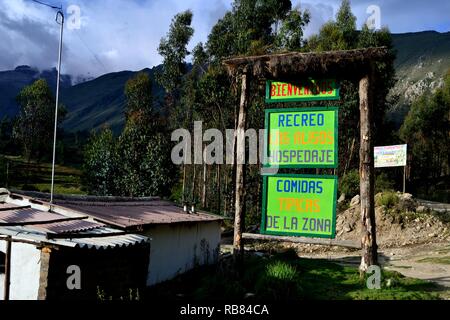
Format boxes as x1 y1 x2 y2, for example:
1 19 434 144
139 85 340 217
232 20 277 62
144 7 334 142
224 168 228 216
182 164 186 203
217 164 221 215
202 159 207 208
359 73 378 274
191 164 196 204
344 137 356 176
233 69 250 267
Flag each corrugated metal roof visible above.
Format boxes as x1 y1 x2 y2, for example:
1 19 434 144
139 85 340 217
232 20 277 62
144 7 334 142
0 208 76 225
0 192 150 249
0 226 150 250
55 200 223 229
0 202 24 210
33 220 105 234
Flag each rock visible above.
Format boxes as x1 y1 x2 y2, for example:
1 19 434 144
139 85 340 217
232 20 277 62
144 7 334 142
428 233 437 238
350 195 360 207
398 194 416 212
343 223 353 233
338 193 346 204
399 193 413 201
416 205 427 213
415 226 421 231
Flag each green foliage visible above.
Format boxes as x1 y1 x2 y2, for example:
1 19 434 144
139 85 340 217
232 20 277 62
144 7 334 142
97 286 140 301
275 9 310 51
0 156 6 186
206 0 302 62
335 0 357 48
400 70 450 184
116 127 175 197
375 172 395 193
13 79 66 161
83 127 118 196
306 0 397 177
0 117 14 155
376 191 399 208
146 253 442 300
339 169 359 198
124 72 153 121
256 260 302 300
157 10 194 94
83 72 176 197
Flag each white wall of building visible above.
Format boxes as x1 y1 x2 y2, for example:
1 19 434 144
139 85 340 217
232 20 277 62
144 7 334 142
0 240 41 300
145 221 221 286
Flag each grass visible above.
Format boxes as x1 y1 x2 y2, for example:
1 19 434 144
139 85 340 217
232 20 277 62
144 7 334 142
375 191 399 208
0 155 85 195
145 250 442 301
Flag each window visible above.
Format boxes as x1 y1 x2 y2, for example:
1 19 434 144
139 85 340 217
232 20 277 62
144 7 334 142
0 251 5 274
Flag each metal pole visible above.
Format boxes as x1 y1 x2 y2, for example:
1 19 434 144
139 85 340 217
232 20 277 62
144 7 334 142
403 165 406 193
50 11 64 205
3 236 11 301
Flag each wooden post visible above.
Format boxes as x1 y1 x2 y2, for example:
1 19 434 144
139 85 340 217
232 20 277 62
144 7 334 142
3 236 11 300
233 68 249 264
403 165 406 193
359 73 378 274
38 247 51 300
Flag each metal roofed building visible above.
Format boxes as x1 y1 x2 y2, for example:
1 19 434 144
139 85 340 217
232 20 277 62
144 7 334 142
11 190 223 287
0 189 150 300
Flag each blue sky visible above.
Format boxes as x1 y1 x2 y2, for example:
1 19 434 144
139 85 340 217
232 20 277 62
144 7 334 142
0 0 448 79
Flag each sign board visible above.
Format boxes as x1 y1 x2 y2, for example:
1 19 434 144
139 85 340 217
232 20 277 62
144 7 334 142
265 79 340 103
374 144 407 168
264 107 338 168
261 174 337 238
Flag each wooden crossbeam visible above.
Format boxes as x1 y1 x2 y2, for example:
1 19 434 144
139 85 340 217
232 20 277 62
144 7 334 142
242 233 360 249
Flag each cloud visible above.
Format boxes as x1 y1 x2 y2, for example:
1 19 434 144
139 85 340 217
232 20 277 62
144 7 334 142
0 0 448 79
297 0 450 35
0 0 229 78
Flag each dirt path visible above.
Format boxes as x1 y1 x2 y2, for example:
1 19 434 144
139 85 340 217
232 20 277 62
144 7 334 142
299 241 450 298
417 199 450 213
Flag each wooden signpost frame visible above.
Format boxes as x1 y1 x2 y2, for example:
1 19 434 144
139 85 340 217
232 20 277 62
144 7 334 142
223 47 388 273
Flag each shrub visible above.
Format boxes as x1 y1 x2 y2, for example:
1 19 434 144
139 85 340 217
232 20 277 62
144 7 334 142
375 172 395 193
376 191 399 208
21 184 39 192
255 261 302 300
0 157 6 186
339 169 359 198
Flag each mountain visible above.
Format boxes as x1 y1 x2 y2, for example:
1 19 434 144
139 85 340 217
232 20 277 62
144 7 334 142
1 31 449 132
60 66 164 133
389 31 450 125
0 66 71 117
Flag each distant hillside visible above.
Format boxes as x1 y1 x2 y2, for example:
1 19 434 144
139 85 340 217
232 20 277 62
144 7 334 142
389 31 450 125
60 66 164 133
0 66 71 117
1 31 449 133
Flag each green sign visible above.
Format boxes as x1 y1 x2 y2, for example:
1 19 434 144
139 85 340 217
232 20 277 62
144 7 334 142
265 79 340 103
261 174 337 238
264 107 338 168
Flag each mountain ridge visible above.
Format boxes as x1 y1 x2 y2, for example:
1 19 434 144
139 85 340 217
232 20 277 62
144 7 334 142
0 30 448 132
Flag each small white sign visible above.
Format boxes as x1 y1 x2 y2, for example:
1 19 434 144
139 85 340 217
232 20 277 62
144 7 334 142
374 144 407 168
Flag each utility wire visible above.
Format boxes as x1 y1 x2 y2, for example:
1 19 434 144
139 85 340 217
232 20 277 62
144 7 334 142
73 29 109 75
31 0 61 10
